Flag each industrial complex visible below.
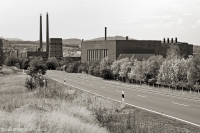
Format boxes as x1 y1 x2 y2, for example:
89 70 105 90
81 27 193 62
7 15 193 62
9 13 63 60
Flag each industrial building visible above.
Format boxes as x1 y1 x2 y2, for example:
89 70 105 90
81 27 193 63
10 13 63 60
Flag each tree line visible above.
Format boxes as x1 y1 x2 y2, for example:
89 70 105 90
4 44 200 93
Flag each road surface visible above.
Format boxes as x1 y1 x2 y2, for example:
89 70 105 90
46 70 200 127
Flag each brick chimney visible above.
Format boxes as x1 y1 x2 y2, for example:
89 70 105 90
163 38 165 43
39 14 42 51
105 27 107 41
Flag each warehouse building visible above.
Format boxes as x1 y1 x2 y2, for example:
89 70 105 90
81 27 193 63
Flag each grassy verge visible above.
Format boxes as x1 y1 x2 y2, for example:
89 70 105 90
0 73 108 133
46 77 200 133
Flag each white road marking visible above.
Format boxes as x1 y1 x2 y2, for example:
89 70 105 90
49 77 200 128
137 95 147 98
48 71 200 101
172 102 189 107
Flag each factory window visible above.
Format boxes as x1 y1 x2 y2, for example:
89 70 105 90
87 49 108 62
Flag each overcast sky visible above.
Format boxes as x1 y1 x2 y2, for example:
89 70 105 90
0 0 200 45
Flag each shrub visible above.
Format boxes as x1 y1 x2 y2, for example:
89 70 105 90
28 58 47 76
25 77 37 90
56 67 62 71
46 57 59 70
22 59 30 70
100 67 113 80
5 56 19 66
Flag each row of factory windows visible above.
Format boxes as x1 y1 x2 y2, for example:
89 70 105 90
87 49 108 62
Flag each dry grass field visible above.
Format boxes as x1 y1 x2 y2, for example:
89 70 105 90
0 72 108 133
0 69 200 132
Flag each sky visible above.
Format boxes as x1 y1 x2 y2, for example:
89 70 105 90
0 0 200 45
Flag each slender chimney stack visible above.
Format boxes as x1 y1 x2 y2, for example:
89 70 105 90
163 38 165 43
126 36 129 40
46 12 49 58
105 27 107 41
175 37 177 43
40 14 42 51
171 38 173 43
167 38 169 43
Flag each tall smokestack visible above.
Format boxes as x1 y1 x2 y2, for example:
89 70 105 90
171 38 173 43
46 12 49 58
167 38 169 43
105 27 107 41
126 36 129 40
175 37 177 43
39 14 42 51
163 38 165 43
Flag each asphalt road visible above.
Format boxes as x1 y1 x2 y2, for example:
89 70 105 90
46 70 200 127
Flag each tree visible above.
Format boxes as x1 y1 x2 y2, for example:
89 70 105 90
0 55 3 66
157 57 190 90
146 55 164 80
118 58 130 82
28 58 47 76
166 44 181 60
99 57 113 79
187 54 200 91
117 54 129 60
46 57 59 70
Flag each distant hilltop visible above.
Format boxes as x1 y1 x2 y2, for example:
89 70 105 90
2 36 136 46
4 38 24 41
87 36 135 41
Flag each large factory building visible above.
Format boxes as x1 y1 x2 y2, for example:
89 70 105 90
81 27 193 63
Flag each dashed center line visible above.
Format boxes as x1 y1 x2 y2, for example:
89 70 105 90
172 102 189 107
137 95 147 98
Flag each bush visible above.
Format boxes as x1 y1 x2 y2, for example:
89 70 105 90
28 58 47 76
56 67 62 71
46 57 59 70
25 77 37 90
22 59 30 70
5 56 19 66
100 68 113 80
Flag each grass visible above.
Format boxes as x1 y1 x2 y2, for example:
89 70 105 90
0 73 108 133
43 78 200 133
0 70 200 132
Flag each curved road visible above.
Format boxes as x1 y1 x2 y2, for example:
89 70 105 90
46 70 200 127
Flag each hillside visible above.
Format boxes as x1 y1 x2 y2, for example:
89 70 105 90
62 38 82 45
88 36 135 41
4 38 23 41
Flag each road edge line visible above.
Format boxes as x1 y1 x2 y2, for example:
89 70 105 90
50 77 200 128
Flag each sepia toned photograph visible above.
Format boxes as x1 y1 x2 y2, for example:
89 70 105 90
0 0 200 132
